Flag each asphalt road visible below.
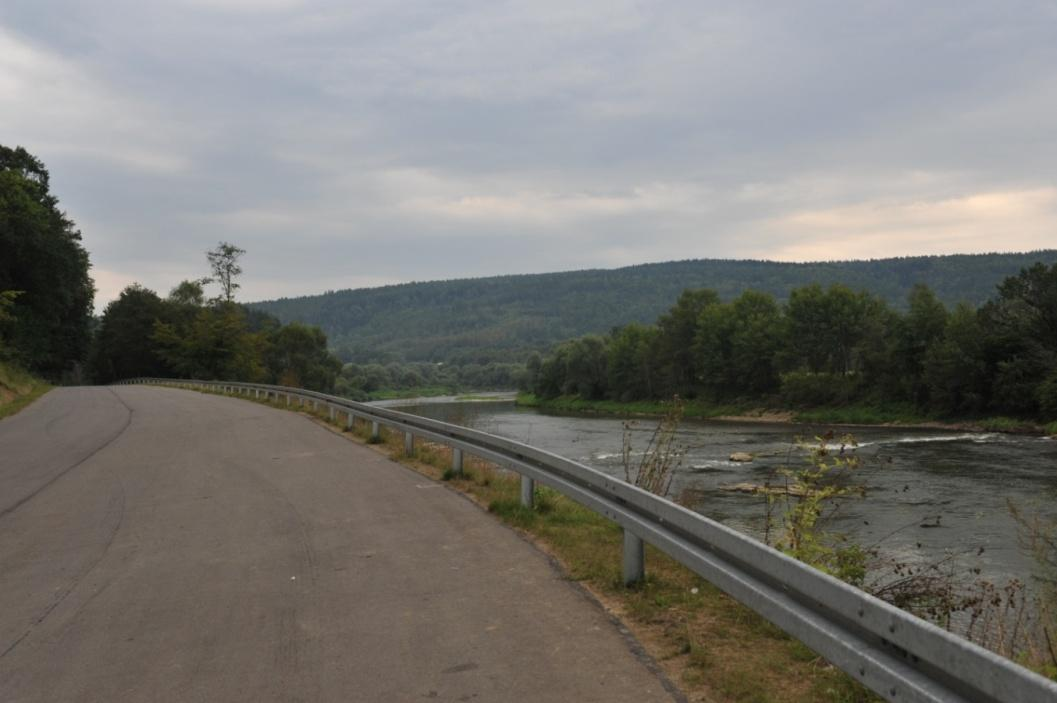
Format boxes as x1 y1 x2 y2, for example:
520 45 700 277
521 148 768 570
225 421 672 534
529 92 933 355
0 386 678 703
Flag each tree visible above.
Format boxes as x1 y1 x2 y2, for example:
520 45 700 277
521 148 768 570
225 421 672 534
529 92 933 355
694 290 783 397
89 284 176 383
0 145 94 377
783 284 876 376
0 290 22 359
152 304 264 381
654 289 719 397
264 322 341 391
206 242 245 303
923 304 988 415
607 323 657 401
168 278 209 307
899 284 948 405
979 263 1057 416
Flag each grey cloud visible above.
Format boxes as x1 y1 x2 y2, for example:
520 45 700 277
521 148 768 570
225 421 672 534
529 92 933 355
1 1 1054 308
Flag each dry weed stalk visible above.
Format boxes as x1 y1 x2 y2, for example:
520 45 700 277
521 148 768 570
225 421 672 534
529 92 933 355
622 396 685 497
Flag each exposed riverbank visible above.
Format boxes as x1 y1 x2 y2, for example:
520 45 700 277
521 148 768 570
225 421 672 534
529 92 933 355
516 392 1057 436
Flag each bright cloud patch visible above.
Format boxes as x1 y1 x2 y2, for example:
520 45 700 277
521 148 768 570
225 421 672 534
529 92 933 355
763 189 1057 261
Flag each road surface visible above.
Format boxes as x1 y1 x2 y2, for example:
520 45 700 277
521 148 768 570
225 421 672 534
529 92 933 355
0 386 678 702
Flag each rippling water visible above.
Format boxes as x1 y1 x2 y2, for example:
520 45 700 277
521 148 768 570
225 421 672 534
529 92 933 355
399 400 1057 589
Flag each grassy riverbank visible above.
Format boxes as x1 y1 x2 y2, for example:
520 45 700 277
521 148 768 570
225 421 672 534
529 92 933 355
364 386 453 401
515 392 753 419
518 393 1056 435
0 361 51 420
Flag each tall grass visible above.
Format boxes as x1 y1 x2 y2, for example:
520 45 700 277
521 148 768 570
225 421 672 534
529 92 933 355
0 361 51 419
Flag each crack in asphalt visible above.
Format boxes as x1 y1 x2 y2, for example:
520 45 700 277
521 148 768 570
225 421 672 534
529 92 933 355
0 388 133 522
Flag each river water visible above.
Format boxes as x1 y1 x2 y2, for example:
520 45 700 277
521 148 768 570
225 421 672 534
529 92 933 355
398 400 1057 590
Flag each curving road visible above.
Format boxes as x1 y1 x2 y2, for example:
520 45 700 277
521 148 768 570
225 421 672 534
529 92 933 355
0 386 677 702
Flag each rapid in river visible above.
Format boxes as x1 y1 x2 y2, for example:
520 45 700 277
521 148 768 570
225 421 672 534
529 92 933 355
397 399 1057 592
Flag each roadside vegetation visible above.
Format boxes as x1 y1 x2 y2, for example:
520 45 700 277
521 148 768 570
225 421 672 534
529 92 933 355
0 360 51 419
525 265 1057 432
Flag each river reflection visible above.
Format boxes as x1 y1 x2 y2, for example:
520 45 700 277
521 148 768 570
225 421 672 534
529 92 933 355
398 400 1057 590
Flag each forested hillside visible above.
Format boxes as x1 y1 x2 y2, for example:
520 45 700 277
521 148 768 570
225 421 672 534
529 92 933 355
252 252 1057 363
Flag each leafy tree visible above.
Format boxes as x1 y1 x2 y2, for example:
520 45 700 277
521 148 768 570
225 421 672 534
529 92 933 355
695 290 783 397
979 263 1057 416
152 303 264 381
899 285 949 404
524 351 543 392
783 284 876 376
607 323 657 401
1037 372 1057 421
654 289 719 397
359 363 391 393
89 285 176 383
0 290 22 359
168 278 209 307
264 322 341 391
852 299 903 402
206 242 246 303
923 304 988 415
0 145 94 377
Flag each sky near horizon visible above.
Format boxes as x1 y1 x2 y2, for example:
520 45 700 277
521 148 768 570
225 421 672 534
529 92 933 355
2 1 1056 310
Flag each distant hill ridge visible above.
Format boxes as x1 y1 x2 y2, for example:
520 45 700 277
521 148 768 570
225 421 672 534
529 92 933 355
250 251 1057 363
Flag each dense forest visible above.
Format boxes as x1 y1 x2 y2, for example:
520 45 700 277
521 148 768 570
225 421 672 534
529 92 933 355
0 146 94 381
527 265 1057 423
252 252 1057 365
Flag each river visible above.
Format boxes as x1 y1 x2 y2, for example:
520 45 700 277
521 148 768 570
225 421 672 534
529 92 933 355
395 399 1057 593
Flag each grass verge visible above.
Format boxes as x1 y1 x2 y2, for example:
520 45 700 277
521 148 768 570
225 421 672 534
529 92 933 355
0 361 51 420
221 385 879 702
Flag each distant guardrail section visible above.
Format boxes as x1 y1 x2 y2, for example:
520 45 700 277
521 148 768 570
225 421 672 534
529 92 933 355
117 378 1057 703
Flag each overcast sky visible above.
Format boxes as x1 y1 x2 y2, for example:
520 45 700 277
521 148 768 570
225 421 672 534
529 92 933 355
3 1 1055 309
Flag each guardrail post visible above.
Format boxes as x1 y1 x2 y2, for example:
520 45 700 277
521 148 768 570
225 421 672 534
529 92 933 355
452 448 463 476
520 476 534 508
371 421 380 441
622 529 645 586
329 405 335 422
285 393 290 407
346 412 354 430
313 400 319 412
404 431 414 456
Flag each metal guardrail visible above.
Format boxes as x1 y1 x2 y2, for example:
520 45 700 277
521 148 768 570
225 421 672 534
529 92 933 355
118 377 1057 703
